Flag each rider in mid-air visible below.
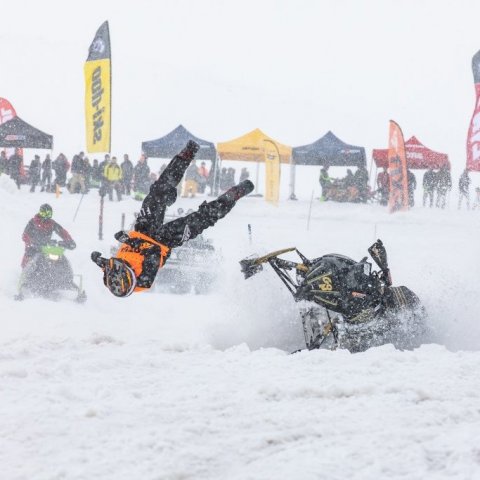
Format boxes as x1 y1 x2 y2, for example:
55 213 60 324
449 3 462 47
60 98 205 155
91 140 254 297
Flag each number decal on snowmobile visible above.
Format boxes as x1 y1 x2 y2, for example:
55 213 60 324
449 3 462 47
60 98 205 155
319 275 333 291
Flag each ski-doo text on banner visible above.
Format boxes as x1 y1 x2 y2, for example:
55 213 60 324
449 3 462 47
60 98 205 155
84 21 111 154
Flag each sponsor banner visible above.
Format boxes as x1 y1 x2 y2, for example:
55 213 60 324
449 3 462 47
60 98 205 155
85 21 111 153
264 139 281 204
467 50 480 171
387 120 409 213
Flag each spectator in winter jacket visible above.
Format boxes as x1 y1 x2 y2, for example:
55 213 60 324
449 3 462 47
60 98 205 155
226 168 236 190
183 159 201 197
52 153 69 188
121 154 134 195
435 166 452 209
104 156 123 201
319 167 332 201
407 169 417 207
69 151 87 194
377 167 389 206
239 167 250 183
196 161 207 193
40 154 52 192
458 168 471 210
8 148 24 189
21 203 75 268
29 155 41 193
133 154 151 195
91 159 103 187
83 157 92 190
422 168 436 208
0 150 8 174
354 166 369 203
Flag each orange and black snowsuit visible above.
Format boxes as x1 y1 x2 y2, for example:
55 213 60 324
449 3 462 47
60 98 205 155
113 230 170 291
92 140 254 294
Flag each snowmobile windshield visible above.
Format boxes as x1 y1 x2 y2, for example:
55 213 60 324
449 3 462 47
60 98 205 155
41 244 65 260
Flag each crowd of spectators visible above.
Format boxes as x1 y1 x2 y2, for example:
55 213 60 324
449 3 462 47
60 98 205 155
2 148 477 209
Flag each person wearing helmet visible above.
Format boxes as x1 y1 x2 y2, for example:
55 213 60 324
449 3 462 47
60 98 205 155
21 204 76 268
91 140 254 297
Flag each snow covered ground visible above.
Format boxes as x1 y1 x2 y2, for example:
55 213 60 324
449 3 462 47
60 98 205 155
1 175 480 479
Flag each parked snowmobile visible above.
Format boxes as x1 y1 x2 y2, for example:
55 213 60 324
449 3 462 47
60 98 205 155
240 240 427 353
152 233 221 294
15 240 86 302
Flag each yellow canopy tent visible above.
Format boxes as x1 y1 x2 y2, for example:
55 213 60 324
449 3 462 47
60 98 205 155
217 128 292 164
217 129 292 201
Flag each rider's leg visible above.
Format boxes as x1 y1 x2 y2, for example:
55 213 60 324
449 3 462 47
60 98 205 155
153 180 254 248
135 141 200 236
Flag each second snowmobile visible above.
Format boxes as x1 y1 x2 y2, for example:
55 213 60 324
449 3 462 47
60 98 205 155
16 240 86 302
240 240 428 353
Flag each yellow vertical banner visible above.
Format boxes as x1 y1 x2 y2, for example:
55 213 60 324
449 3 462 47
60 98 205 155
264 139 281 204
85 21 111 153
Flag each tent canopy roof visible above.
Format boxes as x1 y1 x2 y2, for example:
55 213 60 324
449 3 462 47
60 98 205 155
141 124 216 161
0 116 53 149
217 128 292 164
292 131 366 167
373 136 449 169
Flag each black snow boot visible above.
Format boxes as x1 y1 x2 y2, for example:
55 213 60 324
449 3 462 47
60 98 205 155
220 180 254 205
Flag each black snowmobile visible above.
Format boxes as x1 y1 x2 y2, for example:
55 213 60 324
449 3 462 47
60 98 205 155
240 240 427 353
15 240 86 302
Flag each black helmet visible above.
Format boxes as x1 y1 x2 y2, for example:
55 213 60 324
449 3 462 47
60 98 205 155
39 203 53 219
104 258 136 297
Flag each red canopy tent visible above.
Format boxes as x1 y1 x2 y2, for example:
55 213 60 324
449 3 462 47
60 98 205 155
372 136 450 170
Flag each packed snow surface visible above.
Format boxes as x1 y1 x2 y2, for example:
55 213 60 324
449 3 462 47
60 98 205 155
1 176 480 479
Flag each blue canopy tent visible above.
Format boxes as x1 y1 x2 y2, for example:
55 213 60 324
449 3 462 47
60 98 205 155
290 131 366 198
141 125 216 161
292 131 366 167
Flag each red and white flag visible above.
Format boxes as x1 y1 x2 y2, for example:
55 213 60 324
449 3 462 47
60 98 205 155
467 50 480 171
388 120 409 213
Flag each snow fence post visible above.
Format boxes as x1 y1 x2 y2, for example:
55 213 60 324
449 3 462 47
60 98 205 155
99 195 104 240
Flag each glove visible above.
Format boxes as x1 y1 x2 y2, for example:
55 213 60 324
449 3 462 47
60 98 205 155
58 240 76 250
179 140 200 160
91 251 107 268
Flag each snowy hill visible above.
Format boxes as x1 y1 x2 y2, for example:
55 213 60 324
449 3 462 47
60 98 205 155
1 183 480 479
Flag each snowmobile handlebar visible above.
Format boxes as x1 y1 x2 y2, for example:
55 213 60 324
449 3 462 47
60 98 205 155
45 239 76 250
240 247 308 279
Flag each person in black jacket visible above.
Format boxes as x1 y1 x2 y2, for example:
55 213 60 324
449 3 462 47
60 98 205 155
133 154 151 195
29 155 41 192
69 152 87 194
40 154 52 192
407 169 417 207
422 168 436 208
8 148 24 189
121 154 134 195
436 166 452 209
53 153 69 188
0 151 8 174
91 141 254 297
458 168 471 210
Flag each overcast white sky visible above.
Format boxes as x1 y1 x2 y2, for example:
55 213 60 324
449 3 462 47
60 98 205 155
2 0 480 175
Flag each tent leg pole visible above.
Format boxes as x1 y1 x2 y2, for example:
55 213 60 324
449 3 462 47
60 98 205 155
255 162 260 195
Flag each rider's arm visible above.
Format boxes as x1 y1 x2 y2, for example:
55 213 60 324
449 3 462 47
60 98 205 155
53 221 76 248
136 247 162 289
22 219 36 246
